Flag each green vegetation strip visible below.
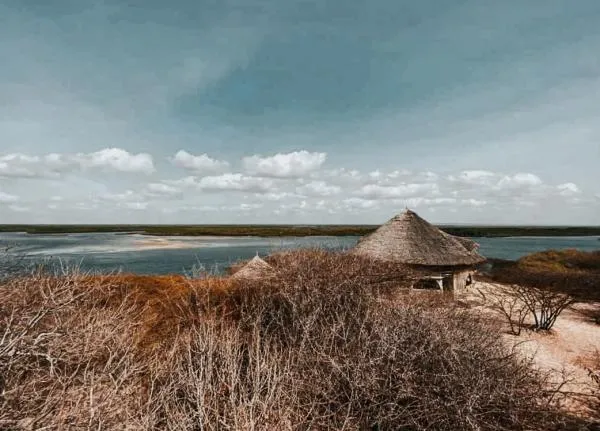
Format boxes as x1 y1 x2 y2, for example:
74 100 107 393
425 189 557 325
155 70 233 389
1 224 600 237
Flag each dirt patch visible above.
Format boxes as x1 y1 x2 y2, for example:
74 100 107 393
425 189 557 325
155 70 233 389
462 281 600 421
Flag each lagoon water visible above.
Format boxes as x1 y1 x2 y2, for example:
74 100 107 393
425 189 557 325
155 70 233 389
1 232 598 275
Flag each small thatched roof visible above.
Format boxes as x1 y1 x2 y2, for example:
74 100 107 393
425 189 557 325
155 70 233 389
231 255 274 280
454 236 479 252
352 210 485 267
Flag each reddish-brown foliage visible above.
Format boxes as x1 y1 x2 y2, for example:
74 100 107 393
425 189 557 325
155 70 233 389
0 249 590 430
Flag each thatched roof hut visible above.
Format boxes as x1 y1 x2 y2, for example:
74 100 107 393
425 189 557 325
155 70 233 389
352 210 485 267
231 255 274 280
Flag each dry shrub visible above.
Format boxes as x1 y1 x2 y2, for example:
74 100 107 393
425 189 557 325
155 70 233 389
0 271 145 428
486 284 530 335
482 273 577 332
519 249 600 274
484 252 600 330
573 351 600 420
585 351 600 393
489 266 599 301
0 249 586 430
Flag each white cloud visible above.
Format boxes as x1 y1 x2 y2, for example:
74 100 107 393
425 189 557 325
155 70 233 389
342 197 379 210
0 153 67 178
163 174 275 193
164 176 199 188
123 202 149 210
76 148 154 174
146 183 182 196
0 191 20 204
197 173 275 193
496 173 543 189
357 183 439 199
243 150 327 178
449 170 496 185
276 200 310 213
0 157 595 223
315 168 365 186
252 192 298 201
557 182 581 196
417 171 439 182
171 150 229 173
296 180 341 197
0 148 154 177
368 170 384 180
461 198 487 207
97 190 136 202
238 203 263 211
397 197 457 208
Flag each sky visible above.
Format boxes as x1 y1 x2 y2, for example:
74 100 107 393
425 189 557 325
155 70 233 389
1 0 599 225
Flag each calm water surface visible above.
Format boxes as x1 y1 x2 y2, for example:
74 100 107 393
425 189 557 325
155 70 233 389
1 232 598 275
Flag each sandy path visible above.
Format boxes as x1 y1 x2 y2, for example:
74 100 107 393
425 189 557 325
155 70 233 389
460 281 600 420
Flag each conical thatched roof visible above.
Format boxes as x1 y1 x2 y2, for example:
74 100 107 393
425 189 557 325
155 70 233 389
352 210 485 266
231 255 274 280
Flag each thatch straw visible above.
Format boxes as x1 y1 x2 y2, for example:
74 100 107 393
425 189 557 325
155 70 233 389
231 255 275 280
454 236 479 252
352 210 486 266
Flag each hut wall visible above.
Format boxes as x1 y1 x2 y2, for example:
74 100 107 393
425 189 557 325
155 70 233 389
452 270 473 292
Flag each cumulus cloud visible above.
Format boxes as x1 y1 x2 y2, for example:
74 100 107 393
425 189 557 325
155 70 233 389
252 192 299 201
449 171 544 192
171 150 230 173
0 153 69 178
75 148 154 174
341 198 380 211
0 157 593 223
357 183 439 199
392 197 458 209
243 151 327 178
146 183 182 196
0 148 154 177
162 173 276 193
91 190 150 211
461 198 487 207
446 171 551 202
557 182 581 196
448 170 496 186
296 181 341 197
197 173 275 193
318 168 364 183
496 173 543 189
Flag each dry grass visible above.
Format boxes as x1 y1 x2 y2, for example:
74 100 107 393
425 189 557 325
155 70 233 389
519 249 600 275
0 249 589 430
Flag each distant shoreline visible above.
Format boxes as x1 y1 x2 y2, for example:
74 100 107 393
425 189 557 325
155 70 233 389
1 225 600 238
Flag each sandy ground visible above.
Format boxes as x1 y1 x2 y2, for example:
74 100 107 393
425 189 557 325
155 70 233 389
460 281 600 420
131 236 236 250
133 237 197 250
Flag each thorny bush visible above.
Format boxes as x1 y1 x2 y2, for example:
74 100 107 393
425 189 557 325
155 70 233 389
0 249 588 430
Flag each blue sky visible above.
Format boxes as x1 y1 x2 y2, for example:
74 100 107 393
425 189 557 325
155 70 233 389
1 0 599 224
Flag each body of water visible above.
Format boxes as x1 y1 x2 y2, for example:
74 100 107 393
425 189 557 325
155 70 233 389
1 232 598 275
